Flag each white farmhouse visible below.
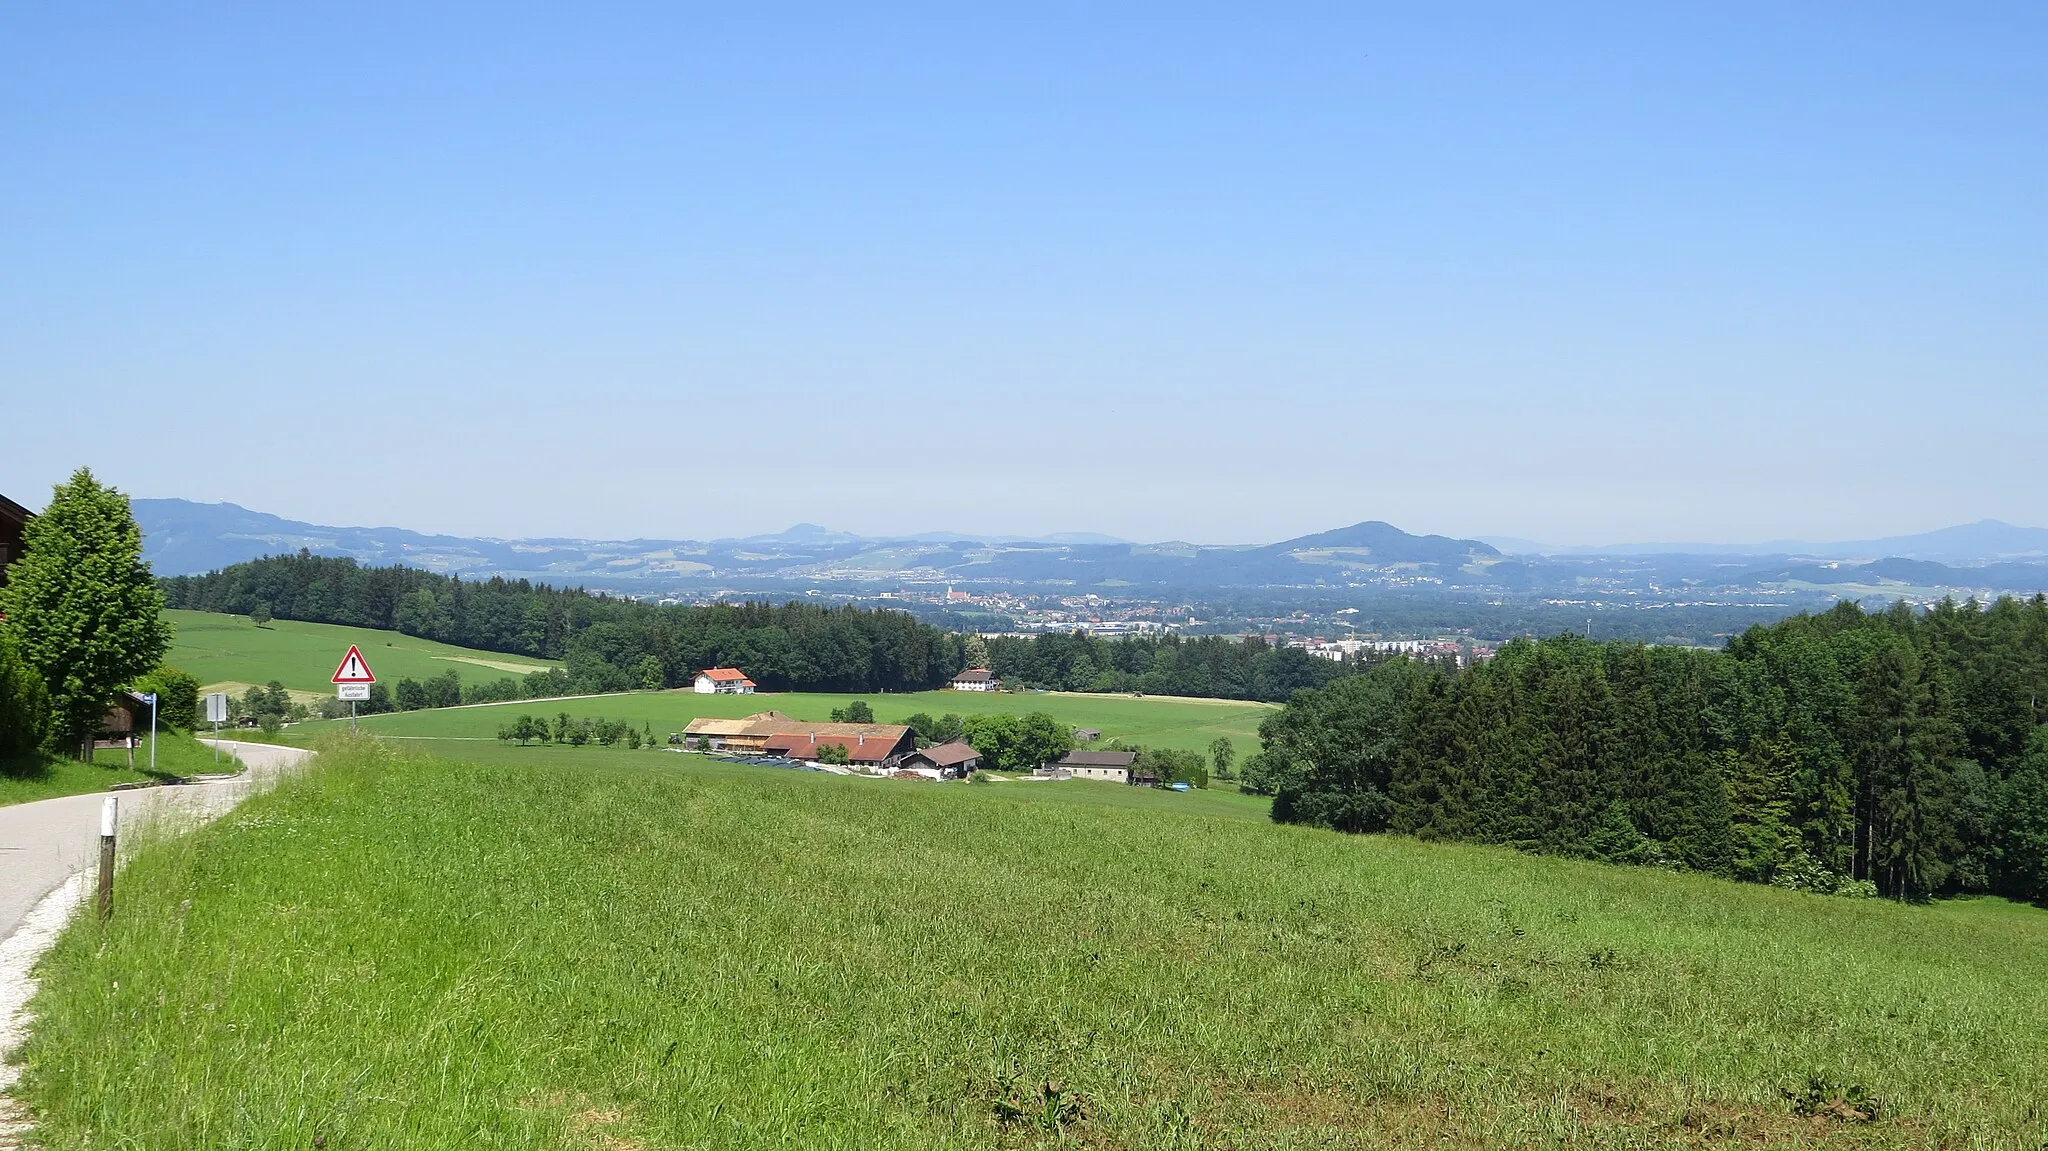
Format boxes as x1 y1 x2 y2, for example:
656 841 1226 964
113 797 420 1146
693 667 757 694
1050 750 1138 783
949 668 1000 691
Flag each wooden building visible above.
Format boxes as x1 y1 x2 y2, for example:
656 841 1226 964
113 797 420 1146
83 690 153 763
0 492 30 590
899 740 983 778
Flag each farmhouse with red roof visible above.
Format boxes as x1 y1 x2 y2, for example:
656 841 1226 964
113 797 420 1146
693 667 756 695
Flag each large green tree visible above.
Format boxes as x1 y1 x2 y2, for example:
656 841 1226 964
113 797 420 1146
0 469 171 756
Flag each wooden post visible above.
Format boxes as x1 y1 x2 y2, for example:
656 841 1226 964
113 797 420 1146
96 795 117 920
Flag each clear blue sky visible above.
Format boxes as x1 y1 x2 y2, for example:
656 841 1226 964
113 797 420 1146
2 3 2042 546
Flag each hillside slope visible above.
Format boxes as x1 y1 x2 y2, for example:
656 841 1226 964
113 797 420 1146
16 738 2047 1148
166 609 556 697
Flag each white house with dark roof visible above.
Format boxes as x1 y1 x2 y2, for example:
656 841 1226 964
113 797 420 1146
949 668 999 691
1048 749 1138 783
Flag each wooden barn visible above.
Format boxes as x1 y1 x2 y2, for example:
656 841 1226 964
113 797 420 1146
0 492 30 590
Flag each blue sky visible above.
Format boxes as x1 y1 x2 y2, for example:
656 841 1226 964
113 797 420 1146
2 3 2042 546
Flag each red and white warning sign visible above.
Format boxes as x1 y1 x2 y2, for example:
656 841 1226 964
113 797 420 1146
331 645 377 684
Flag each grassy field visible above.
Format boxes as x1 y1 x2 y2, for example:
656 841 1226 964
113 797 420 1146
0 733 239 807
15 735 2048 1148
165 609 558 700
291 687 1274 757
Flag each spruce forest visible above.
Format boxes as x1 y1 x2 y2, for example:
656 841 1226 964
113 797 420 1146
1246 596 2048 904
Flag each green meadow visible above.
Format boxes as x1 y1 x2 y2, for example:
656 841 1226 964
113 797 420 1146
0 732 235 807
293 685 1274 758
16 735 2048 1148
165 609 557 699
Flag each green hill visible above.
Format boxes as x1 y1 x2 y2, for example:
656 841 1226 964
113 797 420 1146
165 609 557 701
17 737 2048 1147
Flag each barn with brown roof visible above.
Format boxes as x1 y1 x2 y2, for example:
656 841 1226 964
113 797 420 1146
681 711 916 766
761 728 916 767
899 740 983 778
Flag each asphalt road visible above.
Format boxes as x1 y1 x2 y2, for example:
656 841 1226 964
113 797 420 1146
0 740 314 941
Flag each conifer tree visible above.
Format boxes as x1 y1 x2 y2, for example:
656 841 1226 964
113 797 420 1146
961 632 990 672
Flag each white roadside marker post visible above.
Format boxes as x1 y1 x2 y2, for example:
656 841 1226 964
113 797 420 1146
97 795 118 921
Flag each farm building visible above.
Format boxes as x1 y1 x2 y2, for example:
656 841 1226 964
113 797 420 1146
761 729 915 767
1048 749 1138 783
693 667 756 694
682 710 791 752
899 741 983 778
81 690 152 762
1072 728 1100 742
681 711 915 767
675 716 759 750
0 492 30 591
949 668 999 691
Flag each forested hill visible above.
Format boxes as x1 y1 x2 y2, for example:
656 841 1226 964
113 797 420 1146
1248 595 2048 904
159 553 965 694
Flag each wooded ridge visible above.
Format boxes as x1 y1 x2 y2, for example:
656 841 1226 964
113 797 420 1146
1247 597 2048 904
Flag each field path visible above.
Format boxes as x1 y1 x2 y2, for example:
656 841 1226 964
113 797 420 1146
0 740 314 1141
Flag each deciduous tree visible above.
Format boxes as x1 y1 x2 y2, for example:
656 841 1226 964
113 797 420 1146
0 469 172 755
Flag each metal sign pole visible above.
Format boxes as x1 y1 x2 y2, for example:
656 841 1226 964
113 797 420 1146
202 688 227 761
334 646 376 733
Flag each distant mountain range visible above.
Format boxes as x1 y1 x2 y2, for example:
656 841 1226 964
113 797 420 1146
1482 519 2048 564
113 498 2048 599
127 499 1504 588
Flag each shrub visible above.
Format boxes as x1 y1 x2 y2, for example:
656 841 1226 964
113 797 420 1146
0 632 51 761
134 666 201 730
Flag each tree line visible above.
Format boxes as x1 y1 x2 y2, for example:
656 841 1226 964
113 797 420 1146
984 630 1448 702
1245 597 2048 904
160 552 969 696
498 713 660 749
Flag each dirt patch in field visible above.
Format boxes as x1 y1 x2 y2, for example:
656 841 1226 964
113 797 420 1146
1136 1078 1915 1150
432 654 557 675
199 681 330 708
1042 691 1278 709
521 1090 647 1150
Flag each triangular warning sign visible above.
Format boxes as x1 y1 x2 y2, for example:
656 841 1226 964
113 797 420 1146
332 645 377 684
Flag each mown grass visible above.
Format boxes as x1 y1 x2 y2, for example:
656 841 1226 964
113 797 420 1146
165 609 557 697
16 736 2048 1149
0 733 236 807
292 685 1275 757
